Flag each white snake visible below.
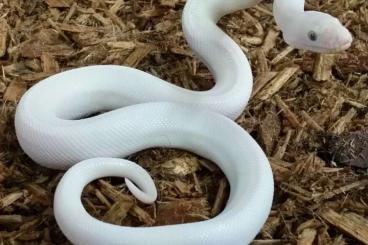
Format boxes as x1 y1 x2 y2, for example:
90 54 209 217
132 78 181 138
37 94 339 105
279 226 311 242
14 0 352 244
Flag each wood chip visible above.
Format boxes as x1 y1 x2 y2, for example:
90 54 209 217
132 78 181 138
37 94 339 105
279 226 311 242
92 12 111 26
336 54 368 74
210 178 228 217
261 216 281 239
130 205 155 226
273 129 293 159
296 219 321 234
313 54 335 81
329 108 357 134
320 209 368 244
155 199 209 225
0 18 8 57
269 158 291 182
297 228 317 245
110 0 125 14
4 82 27 102
107 41 136 50
261 29 280 54
160 0 179 7
0 215 24 224
63 2 77 22
271 46 294 65
20 38 74 58
98 180 134 203
257 67 299 101
45 0 71 8
161 155 200 177
329 97 345 122
41 53 59 73
27 183 51 205
300 111 324 131
274 95 302 128
315 179 368 201
0 192 23 209
95 189 112 208
251 72 277 98
102 199 134 225
124 45 154 67
259 105 281 155
104 10 127 30
255 50 269 73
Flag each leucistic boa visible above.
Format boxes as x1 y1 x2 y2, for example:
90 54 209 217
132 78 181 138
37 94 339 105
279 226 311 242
14 0 352 244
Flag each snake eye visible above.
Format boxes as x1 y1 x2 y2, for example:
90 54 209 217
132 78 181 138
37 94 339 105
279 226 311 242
308 31 318 41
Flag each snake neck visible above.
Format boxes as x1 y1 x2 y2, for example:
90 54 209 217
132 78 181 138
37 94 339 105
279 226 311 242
273 0 305 29
202 0 263 21
181 0 266 118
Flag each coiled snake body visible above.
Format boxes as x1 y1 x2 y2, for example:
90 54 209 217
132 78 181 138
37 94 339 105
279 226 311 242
14 0 352 244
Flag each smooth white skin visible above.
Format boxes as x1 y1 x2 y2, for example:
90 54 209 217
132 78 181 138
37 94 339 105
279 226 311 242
14 0 352 244
274 0 353 53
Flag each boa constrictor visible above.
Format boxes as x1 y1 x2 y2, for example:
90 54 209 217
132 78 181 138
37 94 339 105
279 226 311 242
15 0 352 244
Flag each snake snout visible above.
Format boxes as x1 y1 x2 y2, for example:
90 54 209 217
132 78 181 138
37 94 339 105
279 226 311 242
331 31 352 51
338 31 353 48
324 27 352 51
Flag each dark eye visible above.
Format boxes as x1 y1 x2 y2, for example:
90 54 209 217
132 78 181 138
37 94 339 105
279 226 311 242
308 31 318 41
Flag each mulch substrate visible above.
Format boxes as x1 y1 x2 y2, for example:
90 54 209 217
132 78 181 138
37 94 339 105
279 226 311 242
0 0 367 244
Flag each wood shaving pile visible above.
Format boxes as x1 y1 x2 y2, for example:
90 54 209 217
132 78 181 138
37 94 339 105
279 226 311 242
0 0 367 244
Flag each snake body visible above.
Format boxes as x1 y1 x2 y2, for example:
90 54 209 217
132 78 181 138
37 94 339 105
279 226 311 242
14 0 352 244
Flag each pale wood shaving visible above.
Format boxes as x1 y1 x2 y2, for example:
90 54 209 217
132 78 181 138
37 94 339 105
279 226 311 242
313 54 335 81
320 209 368 244
257 67 299 101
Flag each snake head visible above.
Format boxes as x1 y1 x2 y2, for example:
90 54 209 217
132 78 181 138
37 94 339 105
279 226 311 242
284 11 353 53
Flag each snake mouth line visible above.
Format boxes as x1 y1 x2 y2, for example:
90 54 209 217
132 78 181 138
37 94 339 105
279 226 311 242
339 42 352 50
326 43 352 53
301 42 351 53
